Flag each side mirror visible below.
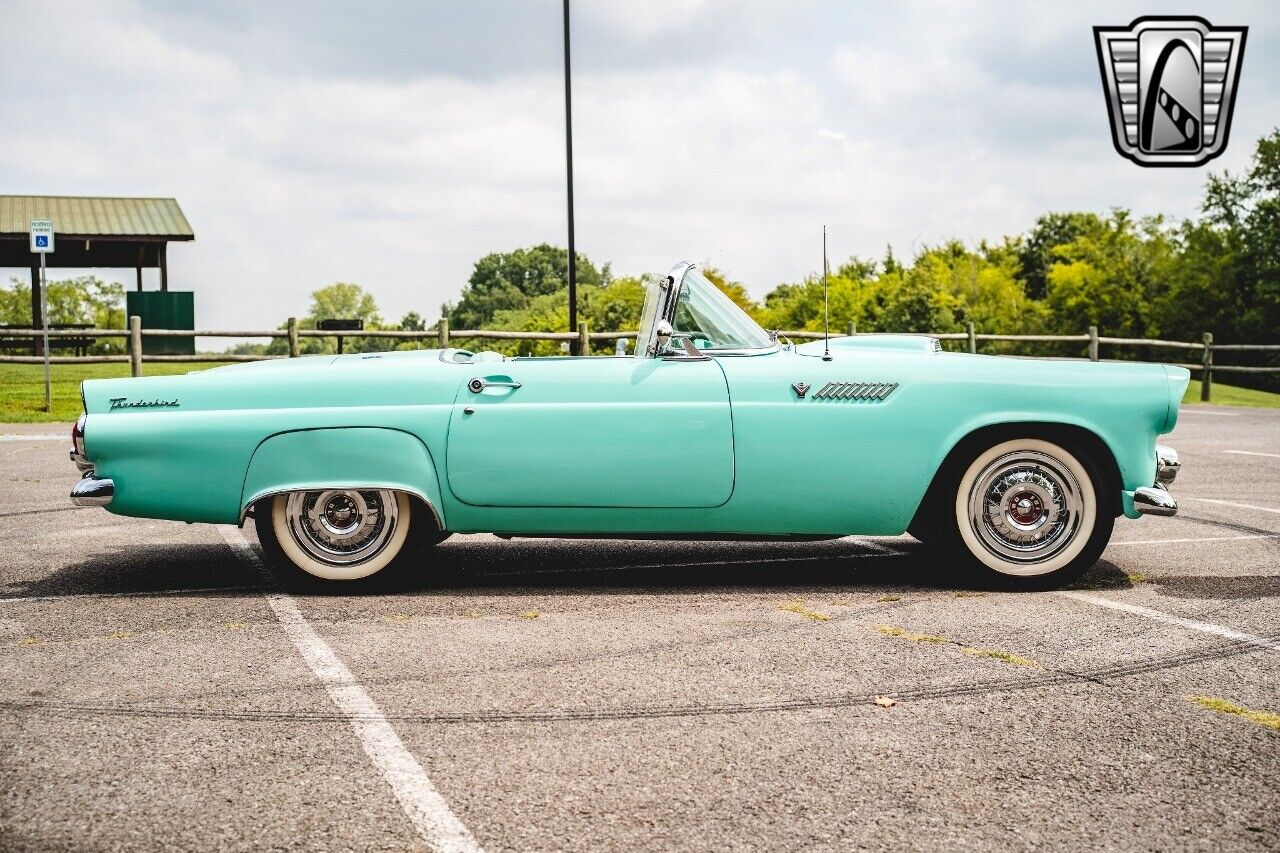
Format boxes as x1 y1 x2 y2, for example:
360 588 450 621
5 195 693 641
655 320 673 353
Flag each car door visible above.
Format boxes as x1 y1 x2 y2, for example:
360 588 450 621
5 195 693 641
446 356 734 508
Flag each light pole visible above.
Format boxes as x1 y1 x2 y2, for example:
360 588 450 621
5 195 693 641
562 0 578 353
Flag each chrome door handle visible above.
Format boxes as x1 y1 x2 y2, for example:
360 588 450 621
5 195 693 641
468 377 522 393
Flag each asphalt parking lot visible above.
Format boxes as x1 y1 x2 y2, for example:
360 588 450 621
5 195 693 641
1 408 1277 851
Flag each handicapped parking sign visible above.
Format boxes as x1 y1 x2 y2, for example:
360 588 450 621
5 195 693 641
29 219 54 253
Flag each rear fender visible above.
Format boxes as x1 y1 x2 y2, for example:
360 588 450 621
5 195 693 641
240 427 445 528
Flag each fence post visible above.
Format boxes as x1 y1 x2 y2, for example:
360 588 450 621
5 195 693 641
437 318 449 349
578 321 590 356
287 317 299 358
966 322 976 354
847 321 856 337
1088 325 1099 362
129 315 142 377
1201 332 1213 402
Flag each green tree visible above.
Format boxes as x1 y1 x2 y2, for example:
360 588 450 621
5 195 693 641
0 275 125 353
447 244 608 330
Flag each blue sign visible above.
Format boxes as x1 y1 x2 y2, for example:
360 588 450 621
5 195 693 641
35 235 48 248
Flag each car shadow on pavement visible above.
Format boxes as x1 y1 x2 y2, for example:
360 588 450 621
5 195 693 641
4 543 262 601
14 537 1153 600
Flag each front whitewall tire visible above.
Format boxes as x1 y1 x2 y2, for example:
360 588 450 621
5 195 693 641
953 438 1098 579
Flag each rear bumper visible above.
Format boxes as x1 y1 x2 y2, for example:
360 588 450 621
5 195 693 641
71 474 114 507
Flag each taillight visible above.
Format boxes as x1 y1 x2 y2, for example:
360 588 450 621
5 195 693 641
72 414 86 457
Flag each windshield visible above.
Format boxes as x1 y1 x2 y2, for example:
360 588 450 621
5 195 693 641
672 269 774 351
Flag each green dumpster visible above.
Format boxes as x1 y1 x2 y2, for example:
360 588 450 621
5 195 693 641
126 291 195 355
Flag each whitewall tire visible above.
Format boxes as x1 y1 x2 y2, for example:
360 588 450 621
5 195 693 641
257 489 412 581
945 438 1112 588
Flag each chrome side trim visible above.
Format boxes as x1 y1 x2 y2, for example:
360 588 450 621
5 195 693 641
71 475 114 507
239 486 444 531
1155 444 1180 483
812 381 898 401
1134 484 1177 517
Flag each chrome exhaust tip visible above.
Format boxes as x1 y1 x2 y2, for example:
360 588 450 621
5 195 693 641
1134 484 1177 517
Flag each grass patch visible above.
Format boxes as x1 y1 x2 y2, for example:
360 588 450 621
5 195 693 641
876 595 902 603
1189 695 1280 731
1183 380 1280 409
779 600 830 621
962 647 1039 668
953 591 986 598
518 609 540 620
0 362 235 423
877 624 948 643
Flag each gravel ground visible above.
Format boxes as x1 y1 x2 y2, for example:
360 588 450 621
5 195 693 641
1 407 1277 851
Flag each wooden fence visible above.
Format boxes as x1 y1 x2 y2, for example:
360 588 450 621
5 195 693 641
2 317 1277 403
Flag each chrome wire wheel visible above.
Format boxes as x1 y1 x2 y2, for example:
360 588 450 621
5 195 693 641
284 489 400 567
953 438 1099 580
967 451 1083 564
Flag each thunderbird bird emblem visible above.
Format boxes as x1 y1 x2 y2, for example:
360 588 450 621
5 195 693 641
1094 17 1246 167
791 382 810 398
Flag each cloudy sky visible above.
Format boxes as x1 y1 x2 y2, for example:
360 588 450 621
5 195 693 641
2 0 1276 332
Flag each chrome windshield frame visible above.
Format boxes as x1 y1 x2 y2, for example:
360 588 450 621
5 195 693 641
637 261 779 359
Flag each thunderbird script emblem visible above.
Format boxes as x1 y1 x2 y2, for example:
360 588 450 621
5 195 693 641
109 397 179 411
791 382 810 398
1094 16 1246 167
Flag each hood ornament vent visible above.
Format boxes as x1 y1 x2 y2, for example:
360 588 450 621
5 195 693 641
812 382 898 402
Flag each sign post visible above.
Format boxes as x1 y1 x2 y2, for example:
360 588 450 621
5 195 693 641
30 219 54 413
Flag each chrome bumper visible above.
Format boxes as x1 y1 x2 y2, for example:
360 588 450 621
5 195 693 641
1135 444 1180 517
71 474 115 507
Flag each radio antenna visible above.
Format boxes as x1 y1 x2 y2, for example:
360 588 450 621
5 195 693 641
822 225 832 361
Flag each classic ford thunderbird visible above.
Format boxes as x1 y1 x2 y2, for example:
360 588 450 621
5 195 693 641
69 263 1186 589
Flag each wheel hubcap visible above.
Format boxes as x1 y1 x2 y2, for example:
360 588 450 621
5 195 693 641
286 489 399 566
967 452 1083 564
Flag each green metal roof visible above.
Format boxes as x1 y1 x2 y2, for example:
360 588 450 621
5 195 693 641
0 196 193 240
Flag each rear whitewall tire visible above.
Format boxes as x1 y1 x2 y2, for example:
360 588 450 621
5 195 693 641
949 438 1109 587
265 490 412 581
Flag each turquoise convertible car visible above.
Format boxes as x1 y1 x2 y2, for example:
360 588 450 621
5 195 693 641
69 263 1186 589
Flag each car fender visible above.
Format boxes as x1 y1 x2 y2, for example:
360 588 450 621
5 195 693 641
240 427 446 528
926 410 1156 502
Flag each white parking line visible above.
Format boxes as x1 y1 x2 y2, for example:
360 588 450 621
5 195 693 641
1185 498 1280 516
0 434 66 442
1177 410 1239 417
1109 533 1280 546
1224 450 1280 460
218 528 483 853
1057 591 1280 652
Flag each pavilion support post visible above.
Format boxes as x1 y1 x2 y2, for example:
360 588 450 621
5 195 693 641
287 317 299 357
129 316 143 377
135 267 143 291
158 243 168 291
136 245 145 291
30 263 42 357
